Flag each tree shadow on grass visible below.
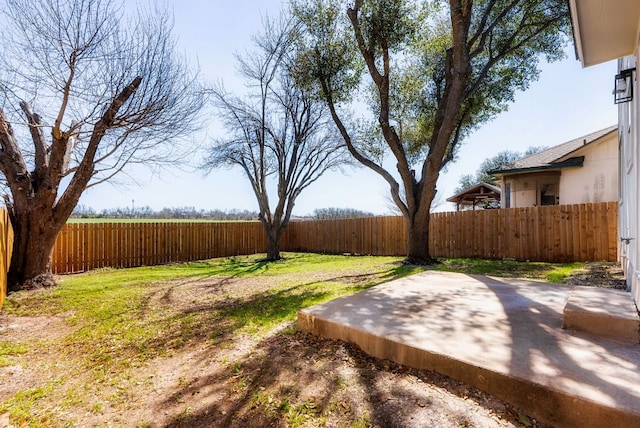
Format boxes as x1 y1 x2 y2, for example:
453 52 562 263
138 264 419 344
135 266 536 427
167 257 271 276
132 281 334 361
158 329 531 428
159 330 337 427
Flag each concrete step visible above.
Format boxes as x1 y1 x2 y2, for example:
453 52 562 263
298 271 640 428
563 286 640 344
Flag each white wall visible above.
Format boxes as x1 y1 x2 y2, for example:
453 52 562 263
503 177 537 207
559 134 619 205
501 136 618 209
507 173 560 207
617 53 640 300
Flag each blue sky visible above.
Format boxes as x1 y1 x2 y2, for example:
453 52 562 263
78 0 618 215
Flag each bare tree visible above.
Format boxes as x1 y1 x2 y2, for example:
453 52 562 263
203 16 349 261
0 0 204 290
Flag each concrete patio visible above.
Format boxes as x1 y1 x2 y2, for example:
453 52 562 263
297 271 640 428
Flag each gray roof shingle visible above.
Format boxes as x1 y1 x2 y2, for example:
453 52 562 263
490 125 617 174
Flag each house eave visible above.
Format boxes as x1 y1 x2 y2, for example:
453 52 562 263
489 158 585 177
569 0 640 67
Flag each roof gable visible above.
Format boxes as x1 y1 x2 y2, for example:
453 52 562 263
446 182 501 204
490 126 617 175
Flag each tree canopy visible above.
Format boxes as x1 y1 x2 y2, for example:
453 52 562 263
454 146 547 193
292 0 569 263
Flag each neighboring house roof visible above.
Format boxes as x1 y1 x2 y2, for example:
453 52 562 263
446 182 501 207
489 125 618 176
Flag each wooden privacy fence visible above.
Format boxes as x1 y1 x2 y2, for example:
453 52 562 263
429 202 617 262
281 215 407 256
51 221 266 274
282 202 618 263
45 202 617 275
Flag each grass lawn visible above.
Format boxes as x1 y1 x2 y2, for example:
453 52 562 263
0 253 583 427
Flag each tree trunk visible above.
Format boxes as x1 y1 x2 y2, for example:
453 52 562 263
265 226 283 261
404 211 435 265
7 210 61 291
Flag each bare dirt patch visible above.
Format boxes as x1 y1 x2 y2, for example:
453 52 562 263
561 261 627 289
2 260 620 427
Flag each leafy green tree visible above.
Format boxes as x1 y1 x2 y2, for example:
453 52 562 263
292 0 568 264
455 146 547 193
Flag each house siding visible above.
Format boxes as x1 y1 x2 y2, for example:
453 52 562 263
502 172 560 208
497 130 618 209
618 53 640 301
559 133 619 205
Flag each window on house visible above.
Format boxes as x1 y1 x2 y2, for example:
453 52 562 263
504 183 511 208
540 183 558 206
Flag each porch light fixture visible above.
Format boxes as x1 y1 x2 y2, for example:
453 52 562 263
614 68 635 104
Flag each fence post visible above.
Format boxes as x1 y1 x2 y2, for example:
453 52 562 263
0 210 11 309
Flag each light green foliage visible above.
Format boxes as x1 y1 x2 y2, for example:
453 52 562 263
291 0 364 102
294 0 569 163
0 379 63 426
292 0 569 262
3 253 410 362
3 253 413 425
455 146 547 193
432 258 583 283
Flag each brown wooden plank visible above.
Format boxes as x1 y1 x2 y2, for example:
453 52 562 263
608 201 618 261
586 203 596 261
0 212 8 308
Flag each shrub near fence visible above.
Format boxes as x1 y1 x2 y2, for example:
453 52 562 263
43 202 617 276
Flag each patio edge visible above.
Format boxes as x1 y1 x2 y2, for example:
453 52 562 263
298 309 640 428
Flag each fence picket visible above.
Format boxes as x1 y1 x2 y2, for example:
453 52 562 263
0 211 12 308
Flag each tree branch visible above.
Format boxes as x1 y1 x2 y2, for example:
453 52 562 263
55 75 142 222
19 101 48 171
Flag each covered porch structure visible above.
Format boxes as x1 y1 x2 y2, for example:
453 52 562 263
446 182 501 211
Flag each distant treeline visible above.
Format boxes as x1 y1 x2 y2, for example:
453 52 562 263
71 205 261 221
72 205 378 220
311 207 375 220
